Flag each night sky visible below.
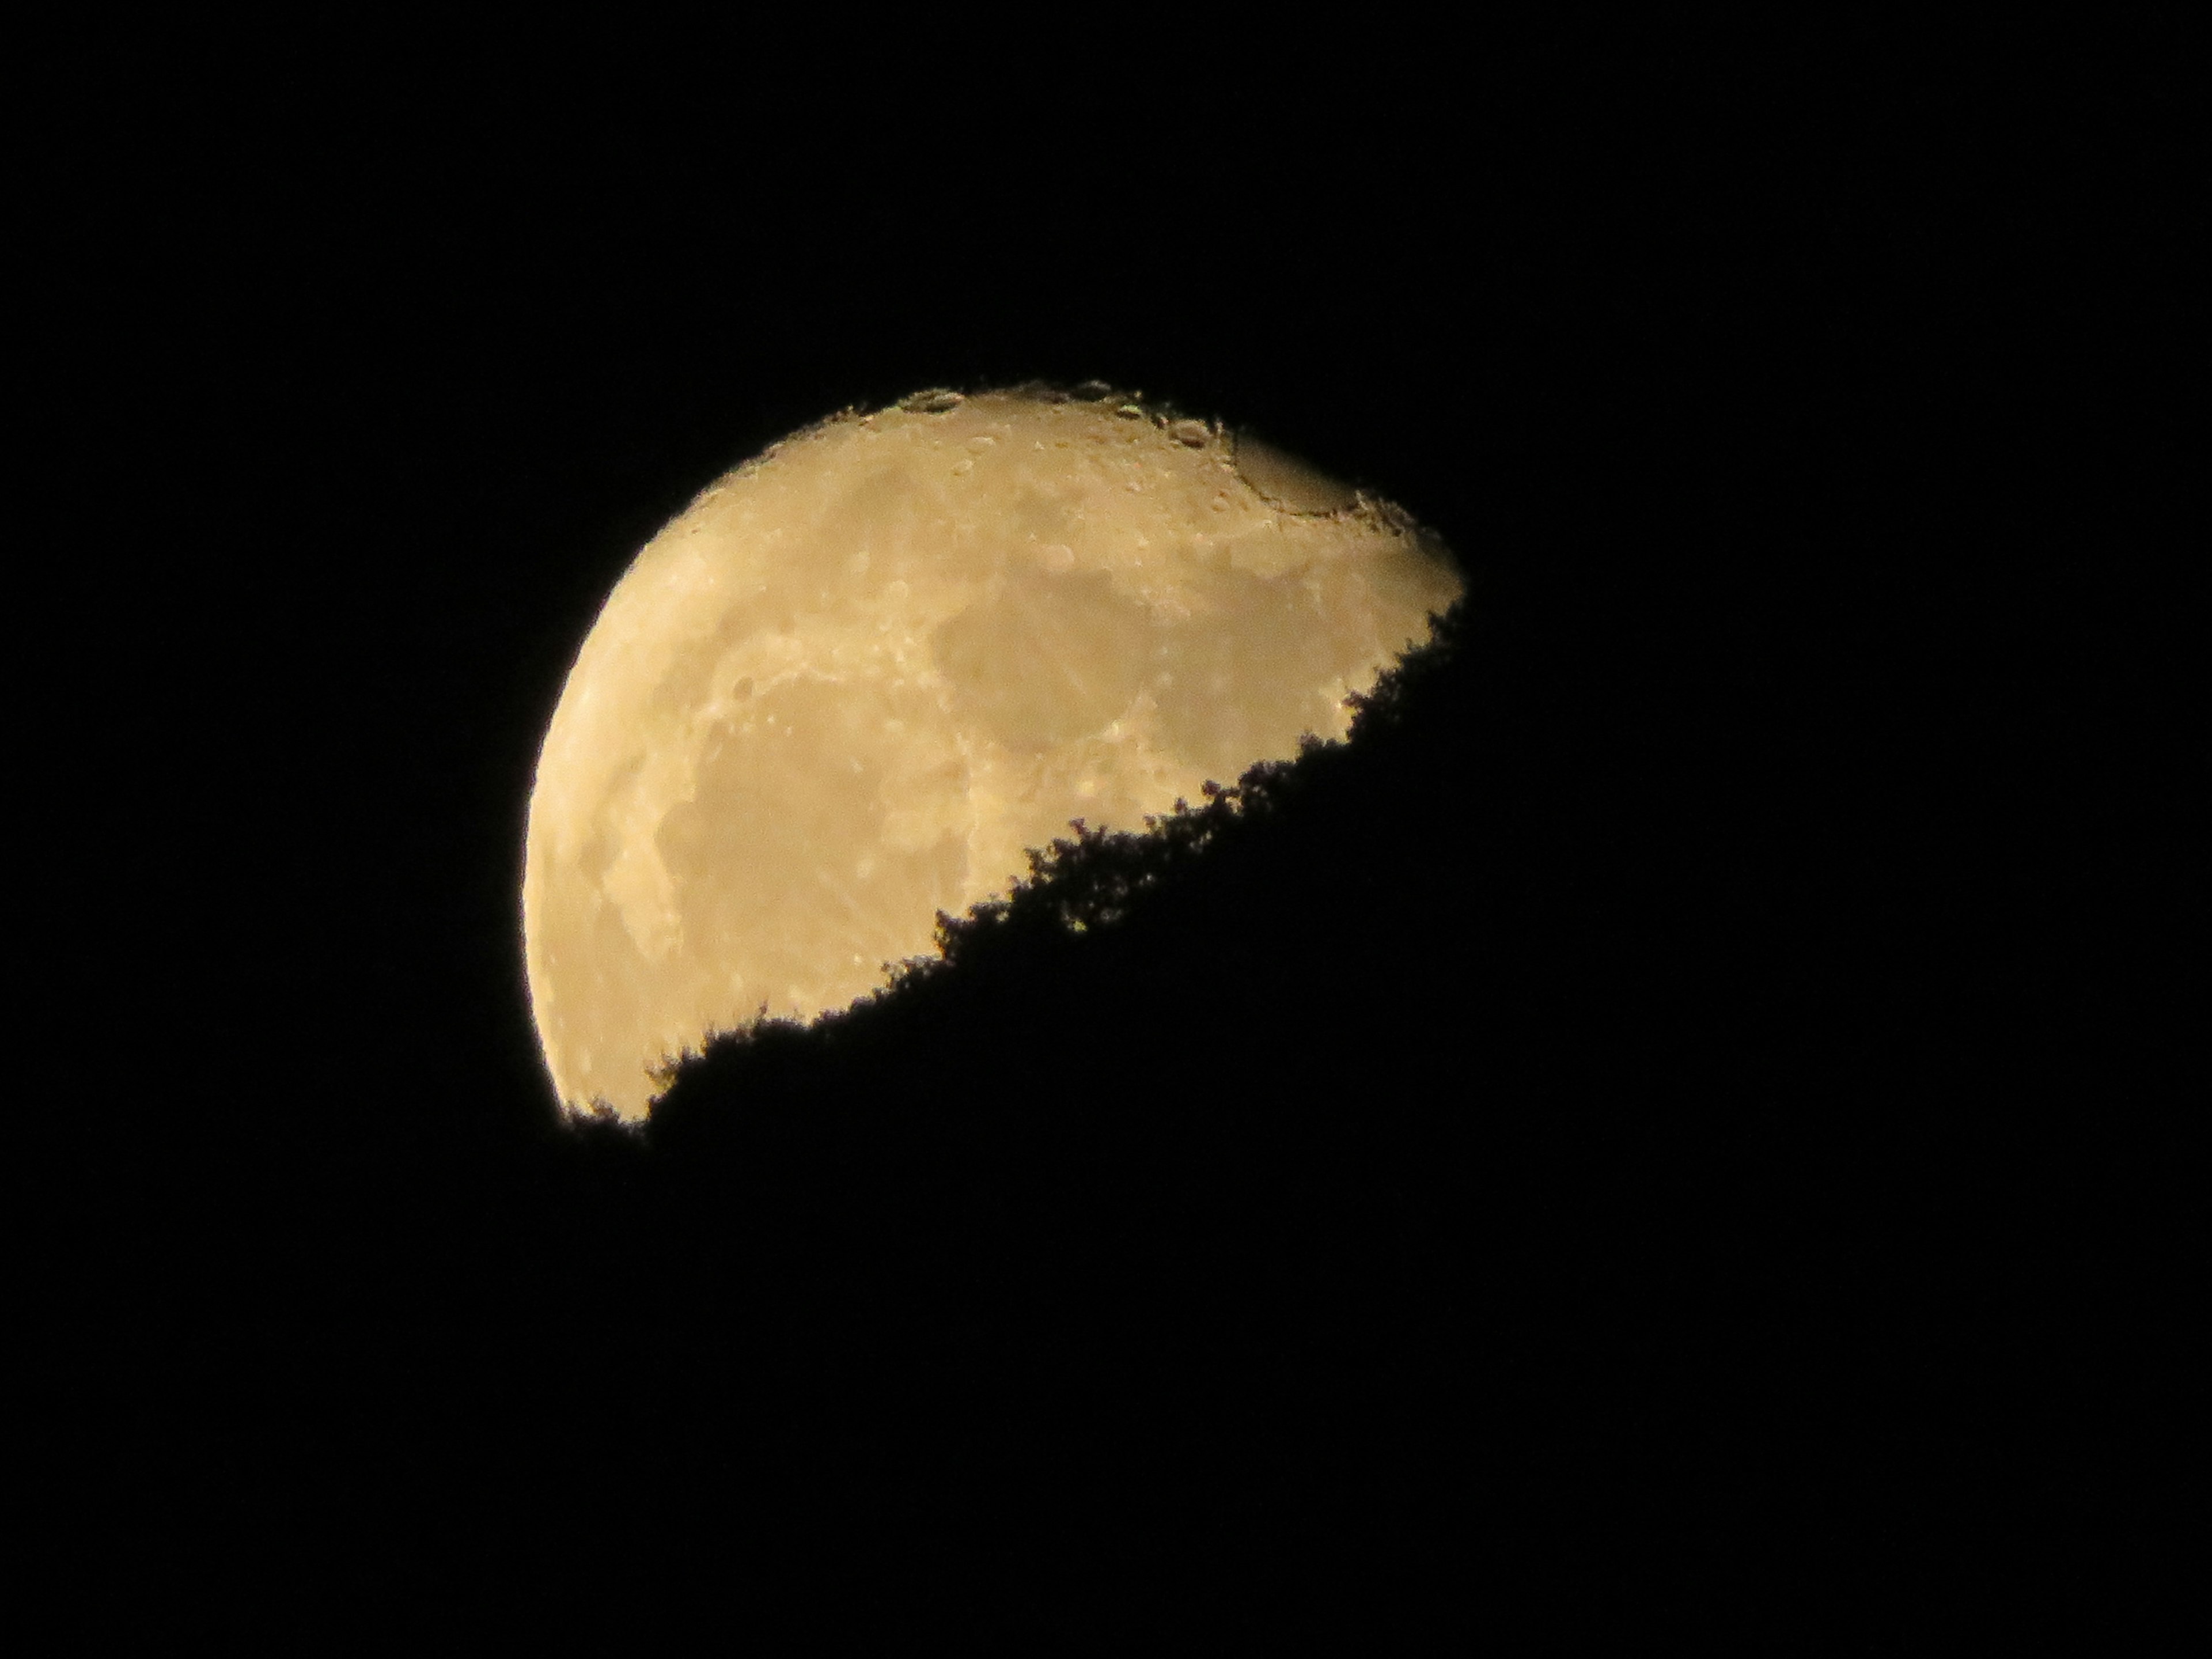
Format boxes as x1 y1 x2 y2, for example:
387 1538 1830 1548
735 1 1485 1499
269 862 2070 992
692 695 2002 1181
28 21 2185 1646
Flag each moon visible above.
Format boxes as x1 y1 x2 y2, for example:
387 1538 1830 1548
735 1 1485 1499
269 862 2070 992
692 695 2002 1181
522 387 1462 1119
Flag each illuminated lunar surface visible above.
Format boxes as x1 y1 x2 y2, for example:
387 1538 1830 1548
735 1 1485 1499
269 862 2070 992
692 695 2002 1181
522 388 1462 1119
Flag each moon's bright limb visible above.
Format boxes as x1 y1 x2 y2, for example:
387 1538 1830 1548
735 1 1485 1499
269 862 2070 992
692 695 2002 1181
522 387 1461 1119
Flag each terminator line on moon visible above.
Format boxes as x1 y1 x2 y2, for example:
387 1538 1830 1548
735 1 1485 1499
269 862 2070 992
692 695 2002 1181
523 387 1463 1120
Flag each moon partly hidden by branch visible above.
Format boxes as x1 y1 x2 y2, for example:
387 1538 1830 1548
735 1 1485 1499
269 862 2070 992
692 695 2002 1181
523 387 1463 1119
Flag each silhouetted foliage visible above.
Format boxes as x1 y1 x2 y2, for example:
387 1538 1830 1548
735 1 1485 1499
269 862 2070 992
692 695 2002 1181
652 602 1470 1127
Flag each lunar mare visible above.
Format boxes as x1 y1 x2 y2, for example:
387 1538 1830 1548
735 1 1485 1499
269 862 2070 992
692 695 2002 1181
523 388 1461 1119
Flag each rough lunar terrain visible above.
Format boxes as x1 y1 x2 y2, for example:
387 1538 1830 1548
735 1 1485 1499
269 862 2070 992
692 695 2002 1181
523 388 1463 1118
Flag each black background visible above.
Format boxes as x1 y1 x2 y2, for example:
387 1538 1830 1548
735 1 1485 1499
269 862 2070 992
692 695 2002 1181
25 18 2191 1649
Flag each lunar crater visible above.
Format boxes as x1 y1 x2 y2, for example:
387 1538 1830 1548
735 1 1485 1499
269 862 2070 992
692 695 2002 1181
524 385 1461 1118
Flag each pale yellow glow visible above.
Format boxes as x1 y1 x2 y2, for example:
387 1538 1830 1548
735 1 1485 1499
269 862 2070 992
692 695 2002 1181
522 388 1461 1119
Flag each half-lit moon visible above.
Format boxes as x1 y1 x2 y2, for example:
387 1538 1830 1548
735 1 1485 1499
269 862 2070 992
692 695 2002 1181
522 387 1461 1119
